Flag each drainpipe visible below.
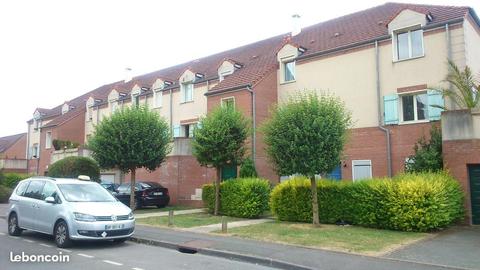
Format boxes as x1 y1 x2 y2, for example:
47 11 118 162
245 85 256 164
169 89 173 131
445 24 452 61
375 40 392 177
26 122 30 173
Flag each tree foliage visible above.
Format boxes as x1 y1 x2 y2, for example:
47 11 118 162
433 60 480 110
263 92 351 225
88 106 171 209
192 106 249 215
48 156 100 181
239 157 258 178
405 125 443 173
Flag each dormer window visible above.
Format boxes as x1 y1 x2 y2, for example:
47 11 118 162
218 60 238 82
62 103 69 114
394 27 424 61
130 87 141 107
284 60 295 82
181 82 193 103
154 89 163 108
219 71 233 82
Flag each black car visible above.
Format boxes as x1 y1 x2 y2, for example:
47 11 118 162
101 182 119 193
115 182 170 209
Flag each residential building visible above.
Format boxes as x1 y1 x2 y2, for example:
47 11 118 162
24 3 480 219
0 133 27 173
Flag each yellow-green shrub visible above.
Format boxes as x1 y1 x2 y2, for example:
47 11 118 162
202 178 271 218
270 172 464 232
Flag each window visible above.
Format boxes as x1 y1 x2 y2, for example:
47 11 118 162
352 160 372 181
87 106 93 121
24 180 45 200
221 97 235 109
173 125 181 138
284 60 295 82
33 119 39 131
154 90 163 108
401 92 428 122
45 131 52 149
181 83 193 103
395 28 423 61
132 95 140 107
32 144 39 158
41 182 57 200
15 181 29 196
182 124 195 138
110 101 118 114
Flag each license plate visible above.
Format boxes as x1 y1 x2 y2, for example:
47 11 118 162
153 192 163 195
105 224 125 230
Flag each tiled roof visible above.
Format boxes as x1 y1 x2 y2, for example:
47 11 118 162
41 107 86 128
31 2 473 121
0 133 26 153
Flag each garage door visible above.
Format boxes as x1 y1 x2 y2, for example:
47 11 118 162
100 174 115 183
468 165 480 225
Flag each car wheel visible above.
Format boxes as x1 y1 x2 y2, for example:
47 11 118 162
8 213 23 236
113 237 128 244
54 221 72 248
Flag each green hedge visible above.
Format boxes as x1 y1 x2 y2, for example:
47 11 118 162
202 178 271 218
270 172 464 232
0 185 12 203
47 156 100 181
3 173 30 188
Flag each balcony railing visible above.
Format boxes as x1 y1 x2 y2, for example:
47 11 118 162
50 148 92 164
0 159 28 170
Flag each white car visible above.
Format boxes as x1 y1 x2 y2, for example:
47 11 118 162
6 176 135 248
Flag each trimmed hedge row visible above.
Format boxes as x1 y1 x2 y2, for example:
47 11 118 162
47 156 100 181
3 173 30 188
270 172 464 232
202 178 271 218
0 185 12 203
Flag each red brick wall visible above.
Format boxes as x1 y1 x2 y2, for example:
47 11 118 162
38 112 86 175
3 134 27 159
443 139 480 224
124 155 215 207
342 122 436 180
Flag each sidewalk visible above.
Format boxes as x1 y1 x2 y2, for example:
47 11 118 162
132 225 462 270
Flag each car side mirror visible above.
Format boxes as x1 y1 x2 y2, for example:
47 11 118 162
45 196 56 204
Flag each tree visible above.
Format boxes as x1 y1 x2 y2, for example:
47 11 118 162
88 106 171 209
192 106 249 215
405 125 443 173
48 156 100 181
239 157 258 178
263 92 351 225
433 60 480 110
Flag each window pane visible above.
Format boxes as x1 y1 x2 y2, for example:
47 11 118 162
155 91 162 107
402 95 415 121
397 32 409 60
24 181 45 200
416 93 428 120
411 30 423 57
41 182 57 200
284 61 295 81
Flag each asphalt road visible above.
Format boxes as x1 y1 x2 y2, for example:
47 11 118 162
0 220 275 270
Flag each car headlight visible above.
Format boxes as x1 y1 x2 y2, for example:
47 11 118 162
74 212 96 222
128 212 134 220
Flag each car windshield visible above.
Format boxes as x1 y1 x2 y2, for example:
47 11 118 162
58 183 116 202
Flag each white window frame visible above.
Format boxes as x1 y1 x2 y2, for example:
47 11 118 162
219 70 233 82
221 97 235 108
32 144 39 158
392 25 424 62
153 89 163 108
399 91 429 124
283 60 296 83
180 82 194 103
45 131 52 149
352 160 372 181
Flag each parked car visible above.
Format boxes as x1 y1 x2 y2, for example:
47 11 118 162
101 182 119 193
7 176 135 248
115 182 169 209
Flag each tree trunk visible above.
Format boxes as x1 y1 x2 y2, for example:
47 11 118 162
310 175 320 226
130 169 136 210
214 167 222 216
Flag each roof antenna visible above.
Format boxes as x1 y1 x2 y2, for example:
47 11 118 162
291 14 301 36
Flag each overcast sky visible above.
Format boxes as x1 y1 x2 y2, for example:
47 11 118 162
0 0 478 137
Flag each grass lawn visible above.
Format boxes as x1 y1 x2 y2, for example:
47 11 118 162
134 205 197 214
136 213 244 228
220 221 430 255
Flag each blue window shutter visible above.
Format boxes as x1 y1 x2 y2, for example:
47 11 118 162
427 90 444 121
327 165 342 181
383 94 399 125
173 125 180 138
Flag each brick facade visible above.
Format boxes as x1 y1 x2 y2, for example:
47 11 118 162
443 139 480 224
2 134 27 159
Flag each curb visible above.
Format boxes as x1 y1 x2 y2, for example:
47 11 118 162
129 236 313 270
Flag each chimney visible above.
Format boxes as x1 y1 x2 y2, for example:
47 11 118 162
291 14 301 36
124 67 132 83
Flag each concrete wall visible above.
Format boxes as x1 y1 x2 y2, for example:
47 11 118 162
442 110 480 141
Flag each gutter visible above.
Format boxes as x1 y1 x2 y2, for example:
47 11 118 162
245 86 256 163
204 84 251 97
375 40 392 177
